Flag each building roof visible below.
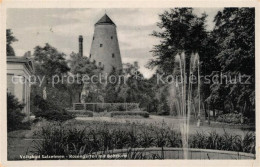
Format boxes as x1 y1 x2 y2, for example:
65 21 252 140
7 56 34 74
95 14 116 26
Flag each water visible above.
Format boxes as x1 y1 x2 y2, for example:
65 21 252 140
169 52 200 159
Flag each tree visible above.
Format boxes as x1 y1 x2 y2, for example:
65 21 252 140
148 8 208 75
104 68 123 103
33 43 70 83
31 43 70 108
147 8 209 115
209 8 255 121
6 29 18 57
104 64 154 111
7 93 28 132
67 52 102 104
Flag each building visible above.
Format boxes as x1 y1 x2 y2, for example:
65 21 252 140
89 14 123 74
7 56 34 117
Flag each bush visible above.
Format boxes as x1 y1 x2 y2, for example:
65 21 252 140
111 111 149 118
216 113 249 124
7 93 31 132
157 102 170 115
68 110 93 117
32 95 75 122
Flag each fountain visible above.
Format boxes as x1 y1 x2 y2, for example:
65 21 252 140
169 52 201 159
103 52 255 159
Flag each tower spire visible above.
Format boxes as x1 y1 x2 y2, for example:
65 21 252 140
95 14 115 26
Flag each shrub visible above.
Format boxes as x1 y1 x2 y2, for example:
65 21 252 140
157 102 170 115
111 111 149 118
216 113 249 124
32 95 75 122
68 110 93 117
7 93 31 132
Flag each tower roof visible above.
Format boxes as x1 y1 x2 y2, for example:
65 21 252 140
95 14 115 26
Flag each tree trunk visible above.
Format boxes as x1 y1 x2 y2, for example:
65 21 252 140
206 103 210 125
208 106 210 125
240 101 246 124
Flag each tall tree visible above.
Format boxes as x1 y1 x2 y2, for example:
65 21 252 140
147 8 209 115
6 29 18 57
67 52 102 104
31 43 70 107
209 8 255 120
148 8 208 75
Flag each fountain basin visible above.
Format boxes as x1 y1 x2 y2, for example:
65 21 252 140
102 147 255 159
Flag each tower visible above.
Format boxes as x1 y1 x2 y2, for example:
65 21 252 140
89 14 122 74
79 35 83 57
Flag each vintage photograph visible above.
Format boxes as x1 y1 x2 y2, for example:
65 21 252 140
6 8 255 160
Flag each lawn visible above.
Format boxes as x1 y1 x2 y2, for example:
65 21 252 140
76 115 254 136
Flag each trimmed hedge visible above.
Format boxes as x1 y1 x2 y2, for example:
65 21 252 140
111 111 149 118
68 110 93 117
216 113 249 124
75 104 140 112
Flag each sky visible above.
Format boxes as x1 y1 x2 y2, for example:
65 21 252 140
7 8 223 78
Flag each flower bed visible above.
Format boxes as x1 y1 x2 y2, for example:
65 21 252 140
30 120 255 159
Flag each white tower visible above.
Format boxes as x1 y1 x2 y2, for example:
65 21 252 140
89 14 122 74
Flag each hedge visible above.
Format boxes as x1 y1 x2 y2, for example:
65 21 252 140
111 111 149 118
68 110 93 117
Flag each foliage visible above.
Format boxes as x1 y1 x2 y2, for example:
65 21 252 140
146 8 209 115
190 130 255 154
6 29 18 57
110 111 149 118
147 8 255 121
68 52 102 104
32 95 75 122
208 8 255 119
7 93 30 132
104 68 124 103
68 110 93 117
148 8 208 74
33 43 70 84
31 120 255 159
216 113 249 124
80 103 140 112
31 43 71 109
104 64 154 112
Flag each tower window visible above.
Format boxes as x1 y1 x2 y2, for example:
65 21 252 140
98 62 101 66
112 53 115 58
89 54 91 58
111 36 113 39
100 44 103 47
93 37 95 40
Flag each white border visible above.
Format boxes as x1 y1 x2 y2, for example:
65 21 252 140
0 0 259 167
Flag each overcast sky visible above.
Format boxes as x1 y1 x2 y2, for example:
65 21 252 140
7 8 223 78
